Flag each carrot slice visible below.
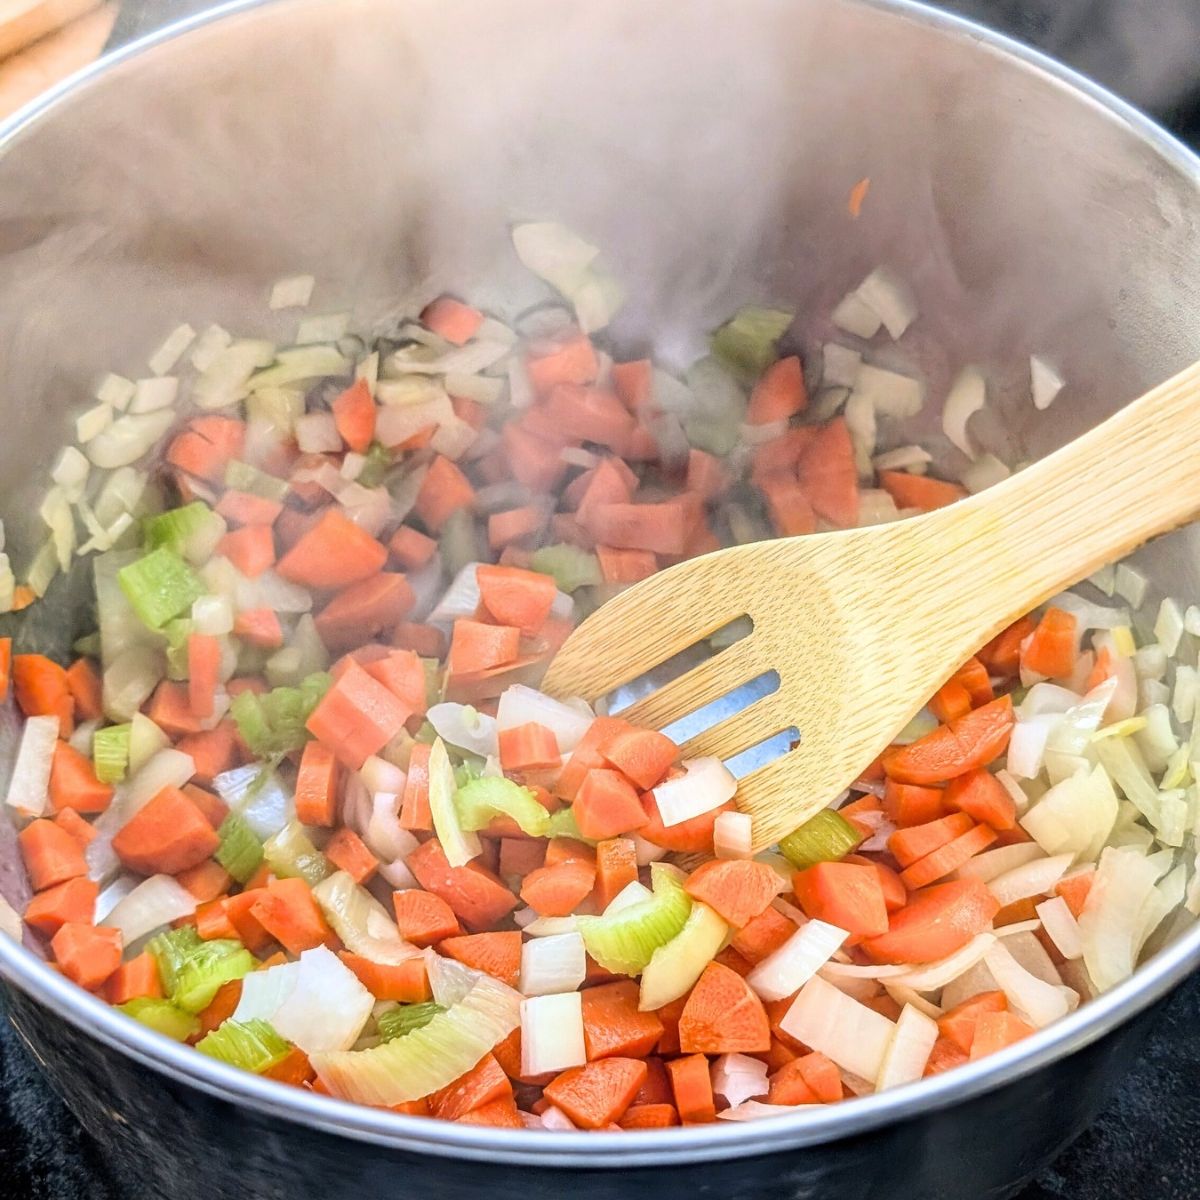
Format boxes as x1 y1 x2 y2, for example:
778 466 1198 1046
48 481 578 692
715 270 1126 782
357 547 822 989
929 679 972 724
898 822 997 889
619 1104 680 1129
969 1010 1036 1060
392 889 461 946
446 620 522 677
882 780 945 828
52 807 96 850
666 1054 716 1124
1021 607 1078 679
294 740 340 827
337 952 431 1002
978 616 1036 677
276 509 387 590
176 859 233 904
924 1036 970 1077
592 837 638 912
50 923 122 991
844 854 907 912
414 455 476 534
501 423 570 493
595 545 657 583
487 506 546 551
323 827 378 884
498 722 562 773
250 877 335 955
305 661 410 770
102 951 163 1005
683 859 782 929
599 727 677 790
187 633 222 720
543 1057 647 1129
216 526 276 579
0 637 10 704
315 573 415 652
64 659 102 721
937 990 1008 1054
796 417 858 528
638 790 734 854
678 961 771 1054
454 1096 523 1128
878 470 967 513
387 525 437 573
332 377 376 453
525 332 599 396
792 862 889 938
215 489 283 528
12 654 73 735
18 819 88 891
952 657 994 707
862 878 1000 965
23 876 98 937
767 1059 820 1105
399 743 433 832
438 931 521 988
475 564 558 636
421 296 484 346
795 1051 843 1103
429 1053 511 1120
573 768 647 840
177 723 240 786
48 740 113 815
111 786 221 877
747 356 807 425
730 906 796 964
882 696 1015 785
519 857 596 917
406 838 517 931
943 768 1017 831
888 812 975 868
1055 868 1095 918
580 980 664 1061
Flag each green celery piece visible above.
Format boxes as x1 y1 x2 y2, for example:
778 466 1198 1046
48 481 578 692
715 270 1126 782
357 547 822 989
92 723 131 784
356 442 393 489
710 306 793 384
577 863 692 975
73 632 102 658
117 548 205 630
778 809 863 870
413 721 438 746
216 812 264 884
118 998 200 1042
376 1002 446 1042
164 617 193 680
231 672 332 758
544 806 594 843
438 509 482 579
224 460 289 502
263 821 331 887
454 776 549 836
682 414 741 456
143 503 218 556
147 927 204 996
530 544 602 594
420 659 443 710
452 755 486 789
172 940 256 1014
196 1018 290 1072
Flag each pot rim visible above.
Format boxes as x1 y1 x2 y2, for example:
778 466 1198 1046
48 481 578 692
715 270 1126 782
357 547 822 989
2 0 1199 1170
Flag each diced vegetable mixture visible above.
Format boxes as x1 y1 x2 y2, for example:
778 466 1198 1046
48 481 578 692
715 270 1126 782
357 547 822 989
2 223 1197 1131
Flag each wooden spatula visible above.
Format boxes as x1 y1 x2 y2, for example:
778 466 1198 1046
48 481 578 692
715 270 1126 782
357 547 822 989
542 359 1200 850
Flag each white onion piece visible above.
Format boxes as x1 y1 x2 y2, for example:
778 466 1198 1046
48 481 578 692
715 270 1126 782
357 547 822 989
984 942 1074 1027
942 366 986 459
295 412 343 453
987 854 1074 908
746 920 848 1002
633 835 668 866
602 881 655 917
872 444 931 472
713 810 754 860
1049 591 1130 632
86 410 174 469
427 562 483 631
377 859 418 890
844 393 877 478
194 340 275 410
76 403 113 444
855 267 917 340
538 1106 578 1131
779 975 895 1084
876 1004 939 1090
269 947 375 1054
512 222 598 296
496 687 593 753
651 757 736 827
1020 764 1117 863
4 714 59 819
365 794 416 863
717 1101 799 1122
711 1053 769 1107
955 842 1046 884
831 291 882 339
360 756 407 796
992 919 1044 938
960 452 1011 494
296 313 350 345
1030 355 1064 410
883 984 942 1020
519 932 587 996
215 764 290 839
405 554 443 623
853 364 924 418
96 372 135 408
234 961 302 1023
103 874 197 944
131 376 179 414
520 992 586 1076
233 567 313 615
1006 718 1052 780
886 933 998 993
819 961 911 980
522 915 581 938
93 874 139 923
270 274 315 309
1114 564 1149 608
822 342 863 389
427 702 499 758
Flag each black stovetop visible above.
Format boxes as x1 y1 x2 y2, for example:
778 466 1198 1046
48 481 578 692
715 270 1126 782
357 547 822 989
4 2 1200 1197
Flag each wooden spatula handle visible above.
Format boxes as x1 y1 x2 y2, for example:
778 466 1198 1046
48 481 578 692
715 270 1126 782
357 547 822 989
912 358 1200 645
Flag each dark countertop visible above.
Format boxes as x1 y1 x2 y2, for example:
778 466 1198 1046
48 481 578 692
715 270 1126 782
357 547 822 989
4 2 1200 1197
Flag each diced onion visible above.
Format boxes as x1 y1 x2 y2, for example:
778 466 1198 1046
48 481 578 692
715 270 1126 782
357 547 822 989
313 871 416 966
495 686 593 753
1154 597 1184 656
427 702 499 758
822 343 862 389
1030 355 1064 410
987 854 1074 908
746 920 848 1002
296 313 351 345
984 942 1074 1027
268 946 374 1054
710 1053 769 1107
131 376 179 414
102 874 197 944
779 975 896 1085
960 452 1011 494
270 274 315 309
717 1101 798 1122
651 757 737 827
96 373 135 409
520 991 586 1075
1114 564 1149 608
956 842 1046 884
519 932 587 996
831 291 882 339
876 1004 939 1090
1035 896 1084 961
886 933 998 993
872 444 931 472
86 410 175 469
942 366 986 458
853 364 924 418
4 714 59 819
76 403 113 444
713 810 754 860
855 267 918 340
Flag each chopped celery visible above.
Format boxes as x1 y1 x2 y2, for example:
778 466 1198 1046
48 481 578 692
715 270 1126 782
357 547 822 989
578 863 692 975
356 442 393 489
224 460 289 502
421 658 443 709
453 755 486 788
454 776 550 836
681 414 741 456
92 723 131 784
196 1018 290 1072
73 632 102 658
231 673 332 758
129 712 169 776
246 386 305 434
173 940 256 1014
530 544 602 593
147 927 204 995
413 721 438 746
117 548 205 630
376 1002 446 1042
118 998 200 1042
216 811 264 884
438 509 482 579
264 614 328 688
263 820 331 886
142 502 225 565
429 737 481 868
710 306 793 384
638 899 727 1010
779 809 863 870
544 806 595 843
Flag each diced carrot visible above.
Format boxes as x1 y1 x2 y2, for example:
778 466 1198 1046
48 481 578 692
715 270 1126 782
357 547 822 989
216 526 276 579
862 992 904 1021
12 654 73 734
572 769 646 840
952 658 994 707
186 633 222 720
551 717 631 800
413 455 476 534
305 661 410 770
221 889 273 954
747 356 807 425
679 961 770 1054
533 384 631 451
684 859 782 929
526 332 599 396
750 426 817 485
142 680 203 737
363 648 427 716
877 470 967 513
1055 867 1095 919
454 1096 523 1128
500 422 569 493
243 862 274 893
978 615 1036 677
290 740 338 828
392 889 461 946
796 417 858 528
760 475 816 537
438 931 522 988
385 527 436 575
263 1045 314 1088
994 896 1040 927
407 839 517 930
51 922 122 991
499 836 547 880
888 812 975 868
48 740 113 815
102 951 163 1005
177 723 240 786
18 819 88 891
838 794 882 823
519 854 596 917
653 995 687 1056
929 679 972 724
276 509 387 590
792 862 889 938
63 658 102 722
475 564 558 637
195 898 239 941
882 696 1015 785
315 573 415 652
862 878 1000 965
844 855 908 912
587 500 693 557
338 951 430 1002
430 1053 511 1120
714 945 754 976
52 807 96 849
496 722 561 774
937 991 1008 1054
631 1056 672 1105
0 637 9 703
610 359 652 413
165 432 233 483
487 506 545 551
767 1059 820 1105
446 620 522 678
924 1036 970 1077
250 877 335 955
215 489 283 528
619 1104 680 1129
638 790 734 854
399 743 432 831
420 295 484 346
196 979 243 1035
794 1051 843 1103
899 823 997 889
176 859 233 904
392 622 446 659
666 1054 716 1124
580 980 664 1060
111 785 221 877
1021 607 1078 679
544 1057 647 1129
332 378 376 453
882 780 945 828
313 828 373 887
969 1011 1036 1060
592 837 638 911
23 876 98 937
598 727 677 791
943 768 1017 831
595 545 657 583
730 906 796 964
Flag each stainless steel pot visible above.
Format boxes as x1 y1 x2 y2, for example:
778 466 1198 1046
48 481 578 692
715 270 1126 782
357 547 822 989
2 1 1200 1197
